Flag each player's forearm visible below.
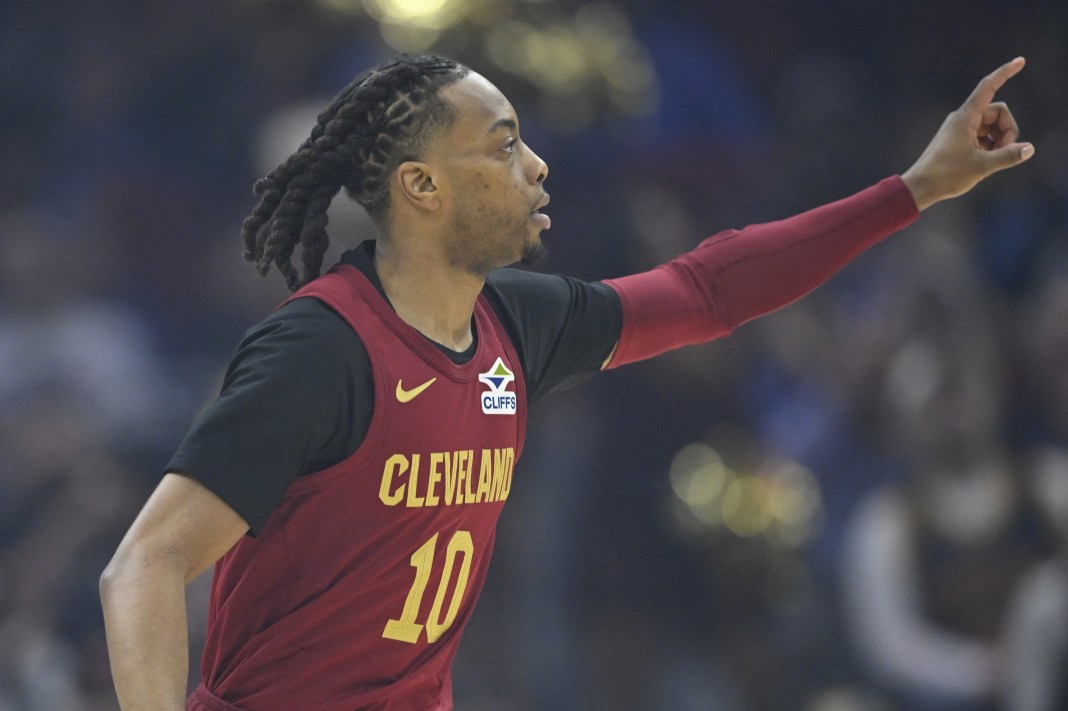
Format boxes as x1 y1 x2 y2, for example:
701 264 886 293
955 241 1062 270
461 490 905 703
100 556 191 711
603 176 918 367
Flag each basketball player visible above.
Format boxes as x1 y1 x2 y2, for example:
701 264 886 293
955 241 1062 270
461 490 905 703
100 54 1033 710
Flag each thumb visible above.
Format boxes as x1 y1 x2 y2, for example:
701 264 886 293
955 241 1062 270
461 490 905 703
980 142 1035 173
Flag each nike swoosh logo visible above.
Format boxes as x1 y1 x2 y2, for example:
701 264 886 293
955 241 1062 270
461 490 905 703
396 377 437 403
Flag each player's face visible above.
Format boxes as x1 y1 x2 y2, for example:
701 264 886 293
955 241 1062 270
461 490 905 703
432 73 550 276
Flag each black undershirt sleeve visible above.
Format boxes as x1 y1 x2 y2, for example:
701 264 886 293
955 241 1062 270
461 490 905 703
166 298 373 534
482 268 622 407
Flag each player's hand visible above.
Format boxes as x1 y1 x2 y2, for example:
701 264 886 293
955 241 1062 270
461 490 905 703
901 57 1035 211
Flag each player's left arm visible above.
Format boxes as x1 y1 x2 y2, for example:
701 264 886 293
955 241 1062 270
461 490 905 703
602 58 1033 368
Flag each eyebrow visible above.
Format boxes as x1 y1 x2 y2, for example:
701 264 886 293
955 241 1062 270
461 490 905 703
487 117 517 135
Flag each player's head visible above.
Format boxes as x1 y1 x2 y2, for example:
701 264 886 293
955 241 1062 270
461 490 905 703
410 71 551 277
241 54 471 291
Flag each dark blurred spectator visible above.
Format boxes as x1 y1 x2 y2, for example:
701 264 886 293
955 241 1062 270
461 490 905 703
0 210 168 447
840 236 1054 709
0 398 142 710
1001 447 1068 711
999 260 1068 711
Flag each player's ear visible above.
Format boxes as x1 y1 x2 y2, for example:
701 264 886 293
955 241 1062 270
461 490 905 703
395 162 441 213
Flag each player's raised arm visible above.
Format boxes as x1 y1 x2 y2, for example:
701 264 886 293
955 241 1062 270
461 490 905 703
602 59 1035 369
902 57 1035 211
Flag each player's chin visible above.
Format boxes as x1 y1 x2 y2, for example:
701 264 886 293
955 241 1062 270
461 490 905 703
519 235 548 266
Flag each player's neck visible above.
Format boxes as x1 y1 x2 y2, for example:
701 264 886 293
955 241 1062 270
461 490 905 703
373 238 482 352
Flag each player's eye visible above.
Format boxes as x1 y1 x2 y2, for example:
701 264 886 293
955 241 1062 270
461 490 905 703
501 137 517 155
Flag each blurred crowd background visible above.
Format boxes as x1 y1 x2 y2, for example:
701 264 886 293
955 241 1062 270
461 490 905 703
2 0 1068 709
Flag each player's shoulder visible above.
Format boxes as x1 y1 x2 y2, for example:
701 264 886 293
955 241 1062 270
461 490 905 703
485 266 620 311
236 296 364 358
485 265 563 291
484 267 606 303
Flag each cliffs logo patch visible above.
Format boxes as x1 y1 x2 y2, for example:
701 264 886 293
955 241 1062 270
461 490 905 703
478 357 517 415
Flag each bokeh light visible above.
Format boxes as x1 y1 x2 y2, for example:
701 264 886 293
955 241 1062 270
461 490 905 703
315 0 659 123
668 442 825 548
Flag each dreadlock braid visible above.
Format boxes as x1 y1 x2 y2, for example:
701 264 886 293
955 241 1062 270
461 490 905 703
241 54 470 291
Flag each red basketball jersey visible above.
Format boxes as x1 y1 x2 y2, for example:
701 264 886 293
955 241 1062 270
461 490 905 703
191 264 527 710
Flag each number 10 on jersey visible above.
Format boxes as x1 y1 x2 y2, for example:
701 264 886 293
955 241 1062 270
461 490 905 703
382 530 474 644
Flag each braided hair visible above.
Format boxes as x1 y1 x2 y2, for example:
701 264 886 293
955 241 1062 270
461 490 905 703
241 54 471 291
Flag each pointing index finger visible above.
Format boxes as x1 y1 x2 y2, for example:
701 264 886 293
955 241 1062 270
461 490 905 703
965 57 1026 110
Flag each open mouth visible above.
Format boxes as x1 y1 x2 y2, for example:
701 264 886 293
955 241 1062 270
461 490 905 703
531 194 551 229
531 211 551 230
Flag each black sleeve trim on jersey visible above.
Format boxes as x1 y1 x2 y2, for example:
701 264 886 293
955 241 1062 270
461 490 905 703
482 269 622 407
166 298 374 535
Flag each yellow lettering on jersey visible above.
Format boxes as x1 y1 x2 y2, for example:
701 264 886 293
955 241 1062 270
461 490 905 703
442 451 457 505
452 450 465 501
380 454 408 506
381 449 513 508
445 450 472 506
458 452 473 504
475 450 493 503
490 447 514 501
405 454 425 508
426 452 443 507
457 450 472 503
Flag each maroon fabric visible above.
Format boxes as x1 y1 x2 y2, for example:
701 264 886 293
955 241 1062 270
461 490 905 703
191 265 526 711
188 684 243 711
604 176 919 367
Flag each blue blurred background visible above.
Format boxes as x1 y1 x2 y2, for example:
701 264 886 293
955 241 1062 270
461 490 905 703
3 0 1068 709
